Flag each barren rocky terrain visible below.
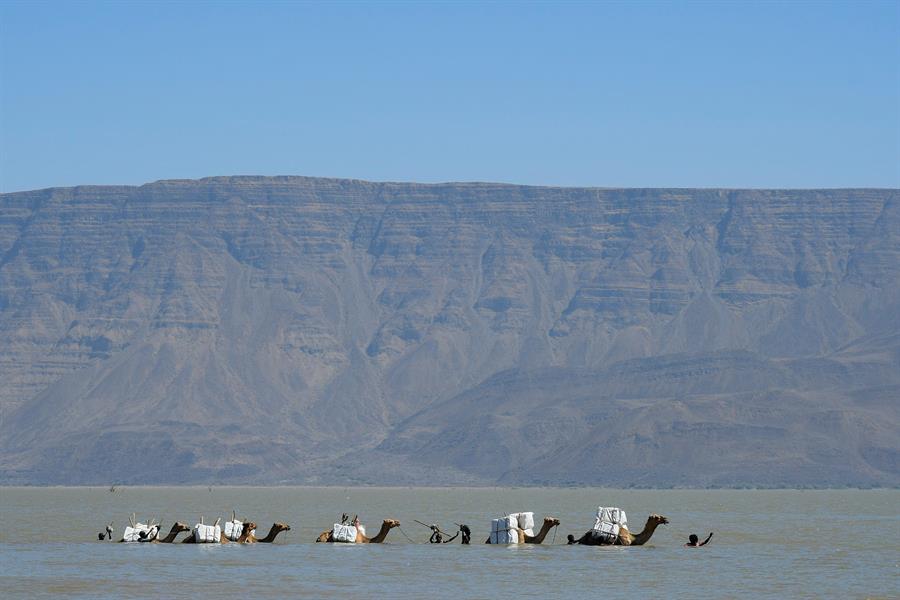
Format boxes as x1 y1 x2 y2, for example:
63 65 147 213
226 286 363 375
0 177 897 486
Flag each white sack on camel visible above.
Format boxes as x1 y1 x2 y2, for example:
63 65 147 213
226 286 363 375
592 507 627 543
490 516 519 544
122 523 157 543
593 507 627 531
224 520 243 541
332 524 357 543
193 523 221 543
516 512 535 531
594 521 620 542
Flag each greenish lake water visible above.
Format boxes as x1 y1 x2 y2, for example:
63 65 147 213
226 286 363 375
0 487 897 598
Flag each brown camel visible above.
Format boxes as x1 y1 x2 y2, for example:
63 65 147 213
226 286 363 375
570 514 669 546
485 516 561 545
239 522 292 544
119 521 190 543
315 519 401 543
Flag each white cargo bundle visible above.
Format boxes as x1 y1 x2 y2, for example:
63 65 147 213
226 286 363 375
595 521 620 542
122 523 158 543
593 507 627 531
516 512 535 531
489 516 519 544
224 520 243 541
193 523 222 543
332 523 358 543
592 506 627 543
121 525 142 543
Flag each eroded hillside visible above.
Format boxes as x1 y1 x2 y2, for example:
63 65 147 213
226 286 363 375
1 177 897 485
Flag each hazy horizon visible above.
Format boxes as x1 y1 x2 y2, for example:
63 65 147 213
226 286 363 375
4 173 900 195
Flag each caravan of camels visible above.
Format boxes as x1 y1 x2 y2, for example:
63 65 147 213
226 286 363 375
102 507 674 547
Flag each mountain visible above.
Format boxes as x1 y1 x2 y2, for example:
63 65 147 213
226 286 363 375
1 177 897 486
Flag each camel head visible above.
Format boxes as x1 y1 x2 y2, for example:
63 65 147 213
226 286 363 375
272 522 291 533
543 516 561 527
171 522 190 534
648 514 669 526
383 519 401 529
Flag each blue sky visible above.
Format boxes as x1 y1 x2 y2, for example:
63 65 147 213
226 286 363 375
1 1 898 191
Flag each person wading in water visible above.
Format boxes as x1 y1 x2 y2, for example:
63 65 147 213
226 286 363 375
420 521 470 543
429 524 444 544
457 524 471 545
685 532 713 547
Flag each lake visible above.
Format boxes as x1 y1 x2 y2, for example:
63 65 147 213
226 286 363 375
0 487 897 598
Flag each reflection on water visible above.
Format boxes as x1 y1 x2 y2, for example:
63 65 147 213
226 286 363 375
1 487 897 598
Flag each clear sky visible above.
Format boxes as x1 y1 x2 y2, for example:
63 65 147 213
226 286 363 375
1 1 898 192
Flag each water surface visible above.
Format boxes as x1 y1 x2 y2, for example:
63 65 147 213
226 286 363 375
1 487 897 598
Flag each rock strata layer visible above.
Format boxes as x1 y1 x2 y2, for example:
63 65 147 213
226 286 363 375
0 177 897 486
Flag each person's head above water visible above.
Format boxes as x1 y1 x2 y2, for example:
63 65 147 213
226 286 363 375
688 534 699 545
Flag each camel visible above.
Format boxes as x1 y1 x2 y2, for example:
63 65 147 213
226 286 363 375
569 514 669 546
223 511 291 544
485 516 561 545
118 522 190 543
238 522 292 544
315 519 401 543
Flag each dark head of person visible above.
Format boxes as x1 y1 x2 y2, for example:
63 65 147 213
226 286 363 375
688 534 699 545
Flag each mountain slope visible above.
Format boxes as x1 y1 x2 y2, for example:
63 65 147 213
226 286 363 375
0 177 897 485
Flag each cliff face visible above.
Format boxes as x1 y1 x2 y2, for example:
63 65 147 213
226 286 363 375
1 177 897 486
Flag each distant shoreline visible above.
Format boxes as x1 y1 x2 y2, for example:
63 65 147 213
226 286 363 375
1 484 897 491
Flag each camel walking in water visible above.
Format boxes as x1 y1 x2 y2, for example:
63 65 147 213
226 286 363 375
316 519 401 543
569 514 669 546
238 522 291 543
485 517 561 545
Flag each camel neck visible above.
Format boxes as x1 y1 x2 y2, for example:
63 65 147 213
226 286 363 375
528 521 557 544
158 528 182 543
368 523 392 543
631 519 660 546
259 525 283 543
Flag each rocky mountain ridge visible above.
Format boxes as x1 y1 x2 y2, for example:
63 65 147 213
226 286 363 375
1 177 897 486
